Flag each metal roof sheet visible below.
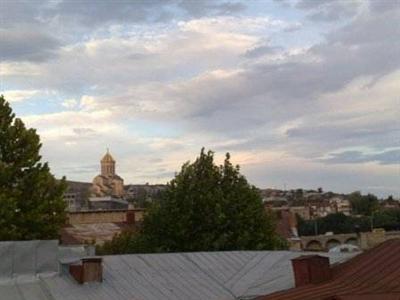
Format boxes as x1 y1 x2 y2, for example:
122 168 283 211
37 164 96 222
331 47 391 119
0 241 354 300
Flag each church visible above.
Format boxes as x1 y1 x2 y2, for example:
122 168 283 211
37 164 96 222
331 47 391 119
64 149 166 211
91 149 125 198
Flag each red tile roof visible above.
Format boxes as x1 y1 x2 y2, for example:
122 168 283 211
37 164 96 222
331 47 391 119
258 239 400 300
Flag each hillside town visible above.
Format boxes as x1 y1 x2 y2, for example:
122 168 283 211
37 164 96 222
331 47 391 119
60 150 400 253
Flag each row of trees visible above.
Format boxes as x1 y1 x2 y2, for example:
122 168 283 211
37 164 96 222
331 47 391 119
298 209 400 236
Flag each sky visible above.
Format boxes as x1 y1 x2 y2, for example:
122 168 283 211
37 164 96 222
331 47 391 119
1 0 399 197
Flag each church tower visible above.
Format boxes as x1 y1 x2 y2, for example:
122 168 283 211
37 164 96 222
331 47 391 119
101 149 115 176
91 149 125 198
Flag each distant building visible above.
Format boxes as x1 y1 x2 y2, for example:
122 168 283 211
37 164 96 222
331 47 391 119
91 149 125 198
63 151 127 211
381 197 400 209
61 209 143 245
63 181 92 211
310 197 351 218
330 197 351 216
125 183 166 201
88 195 128 210
263 196 289 207
290 206 312 220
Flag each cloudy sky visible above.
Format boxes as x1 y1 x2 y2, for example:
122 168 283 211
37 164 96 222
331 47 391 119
1 0 399 197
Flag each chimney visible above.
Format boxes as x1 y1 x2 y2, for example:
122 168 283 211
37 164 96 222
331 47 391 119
291 255 331 287
126 210 136 224
69 257 103 284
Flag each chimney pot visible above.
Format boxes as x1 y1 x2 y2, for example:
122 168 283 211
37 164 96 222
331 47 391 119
291 255 331 287
69 257 103 284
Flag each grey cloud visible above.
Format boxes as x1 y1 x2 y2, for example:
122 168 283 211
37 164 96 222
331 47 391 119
0 28 61 62
327 5 400 45
52 0 174 26
61 164 98 176
9 0 246 29
369 0 400 13
72 128 97 136
295 0 362 22
178 0 245 18
244 161 399 197
0 1 46 28
127 53 157 60
280 121 400 163
244 44 282 58
283 22 302 32
321 149 400 165
151 3 399 163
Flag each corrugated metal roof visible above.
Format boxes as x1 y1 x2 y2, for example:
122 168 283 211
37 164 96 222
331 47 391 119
258 239 400 300
0 241 354 300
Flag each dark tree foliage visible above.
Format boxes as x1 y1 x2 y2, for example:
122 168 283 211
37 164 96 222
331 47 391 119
297 209 400 236
349 191 380 216
0 96 67 240
373 209 400 231
297 213 370 236
99 149 285 254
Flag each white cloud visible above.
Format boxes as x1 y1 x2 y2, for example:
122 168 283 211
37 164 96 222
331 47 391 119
2 2 399 196
79 95 97 111
2 90 39 102
61 98 78 109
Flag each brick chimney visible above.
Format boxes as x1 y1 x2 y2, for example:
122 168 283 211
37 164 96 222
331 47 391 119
69 257 103 284
291 255 331 287
126 210 136 224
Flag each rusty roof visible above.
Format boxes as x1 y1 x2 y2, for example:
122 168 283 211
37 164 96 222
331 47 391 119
258 238 400 300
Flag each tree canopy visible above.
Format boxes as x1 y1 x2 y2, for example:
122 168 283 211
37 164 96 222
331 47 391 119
297 209 400 236
98 149 285 254
0 96 67 240
349 191 380 216
297 213 369 236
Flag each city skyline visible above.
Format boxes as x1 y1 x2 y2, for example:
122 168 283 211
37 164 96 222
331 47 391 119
1 0 399 197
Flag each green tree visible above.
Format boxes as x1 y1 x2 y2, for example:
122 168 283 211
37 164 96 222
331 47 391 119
349 191 380 216
0 96 67 240
99 149 285 254
373 209 400 231
297 213 374 236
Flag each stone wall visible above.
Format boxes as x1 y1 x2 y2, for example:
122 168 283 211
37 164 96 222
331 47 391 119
67 209 144 225
300 229 400 251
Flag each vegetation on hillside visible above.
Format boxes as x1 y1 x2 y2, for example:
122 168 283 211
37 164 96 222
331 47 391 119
298 209 400 236
348 191 380 216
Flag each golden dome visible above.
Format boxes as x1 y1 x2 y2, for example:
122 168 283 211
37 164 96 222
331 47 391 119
101 149 115 163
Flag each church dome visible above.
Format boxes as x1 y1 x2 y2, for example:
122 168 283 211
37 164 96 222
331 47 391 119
101 149 115 163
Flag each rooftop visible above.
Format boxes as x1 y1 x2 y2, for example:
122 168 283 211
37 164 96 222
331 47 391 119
258 238 400 300
0 240 353 300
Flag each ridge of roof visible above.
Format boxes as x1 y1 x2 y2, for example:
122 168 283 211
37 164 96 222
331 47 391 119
258 239 400 300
